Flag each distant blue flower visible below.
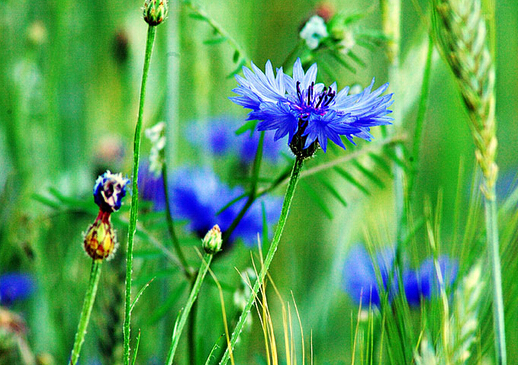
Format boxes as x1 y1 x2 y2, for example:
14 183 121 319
0 273 34 306
138 162 166 211
139 165 282 247
187 118 287 164
342 245 458 307
231 58 393 156
93 171 130 212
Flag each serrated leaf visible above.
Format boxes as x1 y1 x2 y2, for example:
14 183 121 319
300 181 333 219
203 36 228 45
317 176 348 207
352 161 385 188
333 166 371 195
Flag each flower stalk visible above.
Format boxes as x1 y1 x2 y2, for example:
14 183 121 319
123 24 157 365
68 260 102 365
165 252 215 365
219 155 304 365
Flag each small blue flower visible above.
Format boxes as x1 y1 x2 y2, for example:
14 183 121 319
187 118 287 164
139 165 282 246
0 273 35 306
342 245 394 306
342 245 458 307
231 59 393 157
93 171 130 212
138 162 166 211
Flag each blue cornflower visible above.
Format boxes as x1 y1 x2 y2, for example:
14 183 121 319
138 162 166 211
0 273 34 306
342 245 458 307
139 165 282 247
93 171 130 212
231 58 393 157
187 118 287 164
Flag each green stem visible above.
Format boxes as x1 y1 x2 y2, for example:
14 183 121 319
162 163 192 278
484 187 507 365
68 260 103 365
123 25 157 365
188 285 198 365
166 253 214 365
219 156 304 365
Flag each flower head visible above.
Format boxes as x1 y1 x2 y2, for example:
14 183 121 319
93 171 130 213
143 0 168 26
169 166 282 246
342 245 458 307
231 59 393 158
0 273 34 306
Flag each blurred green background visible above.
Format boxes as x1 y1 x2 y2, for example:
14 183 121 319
1 0 518 363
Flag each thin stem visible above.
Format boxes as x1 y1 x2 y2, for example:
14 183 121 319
188 286 198 365
123 25 157 365
166 253 214 365
221 131 264 245
484 187 507 365
219 156 305 365
68 260 103 365
162 163 192 278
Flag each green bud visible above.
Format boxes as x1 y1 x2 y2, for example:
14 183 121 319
202 225 222 254
143 0 168 27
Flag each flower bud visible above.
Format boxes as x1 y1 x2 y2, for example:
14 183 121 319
202 225 222 254
93 171 130 213
143 0 168 27
84 211 117 261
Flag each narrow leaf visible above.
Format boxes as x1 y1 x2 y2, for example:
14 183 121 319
130 330 142 365
130 278 155 314
203 36 228 45
333 167 371 195
300 181 333 219
317 176 348 207
352 161 385 188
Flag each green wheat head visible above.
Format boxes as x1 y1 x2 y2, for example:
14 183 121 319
433 0 497 198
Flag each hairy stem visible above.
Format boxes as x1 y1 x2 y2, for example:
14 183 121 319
219 156 304 365
68 260 103 365
166 253 214 365
123 25 157 365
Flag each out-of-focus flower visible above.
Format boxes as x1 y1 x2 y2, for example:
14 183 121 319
187 118 287 164
138 162 166 211
300 15 329 50
145 122 166 176
170 166 282 247
0 274 34 306
139 165 282 246
231 59 393 158
342 245 458 307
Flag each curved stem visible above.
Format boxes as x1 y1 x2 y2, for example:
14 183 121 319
123 25 157 365
219 156 304 365
166 253 214 365
68 260 103 365
484 188 507 365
